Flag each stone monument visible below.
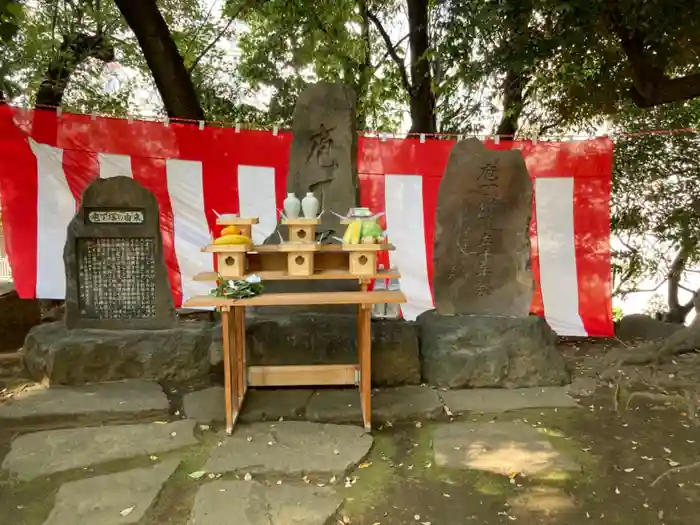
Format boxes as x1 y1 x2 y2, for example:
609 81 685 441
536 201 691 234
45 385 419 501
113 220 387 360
433 138 533 316
260 82 362 311
283 82 359 241
63 177 176 329
23 177 211 385
419 139 569 388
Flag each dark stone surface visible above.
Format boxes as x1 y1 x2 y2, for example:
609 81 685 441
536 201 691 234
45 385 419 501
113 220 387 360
209 314 421 386
433 138 533 316
418 311 569 388
23 321 211 385
259 83 360 313
286 82 359 240
64 176 176 330
616 314 684 341
0 283 40 352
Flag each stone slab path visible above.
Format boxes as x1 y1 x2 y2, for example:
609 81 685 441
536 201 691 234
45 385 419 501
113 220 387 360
182 385 579 426
2 420 196 481
0 380 169 422
42 460 180 525
433 421 581 476
203 421 373 476
188 480 343 525
440 386 579 414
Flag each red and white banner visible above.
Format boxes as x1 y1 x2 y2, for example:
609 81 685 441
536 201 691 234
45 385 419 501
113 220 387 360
0 106 614 336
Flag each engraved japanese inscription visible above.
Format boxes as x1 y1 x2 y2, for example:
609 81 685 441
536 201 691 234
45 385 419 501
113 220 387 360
433 138 533 316
86 209 145 224
64 176 176 329
77 238 157 319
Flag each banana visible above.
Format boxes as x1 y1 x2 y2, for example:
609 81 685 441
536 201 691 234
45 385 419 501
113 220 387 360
351 220 362 244
221 225 242 236
343 220 362 244
214 234 252 245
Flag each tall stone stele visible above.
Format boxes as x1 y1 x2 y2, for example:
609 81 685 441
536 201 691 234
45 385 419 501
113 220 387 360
433 138 533 316
260 82 361 313
63 176 176 330
285 82 359 241
420 138 570 389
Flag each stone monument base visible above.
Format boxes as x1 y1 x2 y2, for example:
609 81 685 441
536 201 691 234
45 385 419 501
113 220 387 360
418 311 569 388
24 322 213 385
210 314 421 387
22 316 421 387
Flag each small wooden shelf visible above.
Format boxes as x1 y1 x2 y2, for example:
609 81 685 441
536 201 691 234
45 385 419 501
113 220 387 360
276 243 321 252
282 218 321 225
184 290 406 308
216 217 260 226
249 243 394 253
204 244 252 253
193 268 401 282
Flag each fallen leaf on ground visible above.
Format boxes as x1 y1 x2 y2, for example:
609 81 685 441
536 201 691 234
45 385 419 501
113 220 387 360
188 471 206 480
624 468 635 473
359 462 372 469
119 507 134 517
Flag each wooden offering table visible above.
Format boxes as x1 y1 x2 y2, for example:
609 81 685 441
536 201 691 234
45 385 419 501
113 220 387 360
184 217 406 435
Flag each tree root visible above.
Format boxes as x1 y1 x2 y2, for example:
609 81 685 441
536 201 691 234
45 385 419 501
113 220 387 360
650 460 700 487
624 391 685 411
607 322 700 368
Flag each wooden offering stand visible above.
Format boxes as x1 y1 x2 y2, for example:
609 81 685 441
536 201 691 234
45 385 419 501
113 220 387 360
186 215 406 435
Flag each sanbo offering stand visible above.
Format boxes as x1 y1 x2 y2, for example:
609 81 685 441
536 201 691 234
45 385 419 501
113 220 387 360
184 215 406 435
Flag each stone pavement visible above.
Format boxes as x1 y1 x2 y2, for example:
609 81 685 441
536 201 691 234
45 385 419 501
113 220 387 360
0 380 591 524
43 460 181 525
3 420 196 481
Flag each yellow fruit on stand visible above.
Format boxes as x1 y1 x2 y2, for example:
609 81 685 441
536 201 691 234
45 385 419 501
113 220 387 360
343 220 362 244
214 234 252 245
221 225 242 235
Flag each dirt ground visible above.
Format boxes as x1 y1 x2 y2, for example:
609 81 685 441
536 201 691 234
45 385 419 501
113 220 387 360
1 339 699 525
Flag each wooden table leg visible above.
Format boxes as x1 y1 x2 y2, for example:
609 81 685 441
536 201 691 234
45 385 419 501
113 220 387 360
221 307 235 435
358 302 372 431
232 305 247 426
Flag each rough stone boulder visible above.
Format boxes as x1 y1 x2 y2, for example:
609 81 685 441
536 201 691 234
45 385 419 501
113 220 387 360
418 311 569 388
0 283 40 352
24 321 212 385
616 313 684 341
209 314 421 386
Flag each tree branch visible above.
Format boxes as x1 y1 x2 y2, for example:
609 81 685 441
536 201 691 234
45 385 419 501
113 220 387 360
607 7 700 107
367 10 411 94
372 33 410 73
188 0 259 74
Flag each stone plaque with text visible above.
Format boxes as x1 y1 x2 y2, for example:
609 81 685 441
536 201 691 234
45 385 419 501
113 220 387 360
433 138 534 316
64 176 176 329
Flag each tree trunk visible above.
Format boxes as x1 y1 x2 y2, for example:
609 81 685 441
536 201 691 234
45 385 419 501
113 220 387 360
664 243 697 324
356 0 371 130
406 0 436 135
495 0 533 138
114 0 204 121
35 34 114 109
495 68 525 137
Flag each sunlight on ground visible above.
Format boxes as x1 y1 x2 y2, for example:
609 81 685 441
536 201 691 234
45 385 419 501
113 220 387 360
508 486 576 516
436 440 574 476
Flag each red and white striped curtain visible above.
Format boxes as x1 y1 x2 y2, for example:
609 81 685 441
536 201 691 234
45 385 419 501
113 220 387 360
0 106 614 336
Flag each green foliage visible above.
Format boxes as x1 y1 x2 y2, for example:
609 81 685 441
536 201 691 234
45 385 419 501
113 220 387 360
612 306 624 323
643 294 668 318
611 99 700 300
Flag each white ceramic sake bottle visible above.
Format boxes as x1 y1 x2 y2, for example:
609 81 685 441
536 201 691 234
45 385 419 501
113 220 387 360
283 192 301 219
301 192 320 218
